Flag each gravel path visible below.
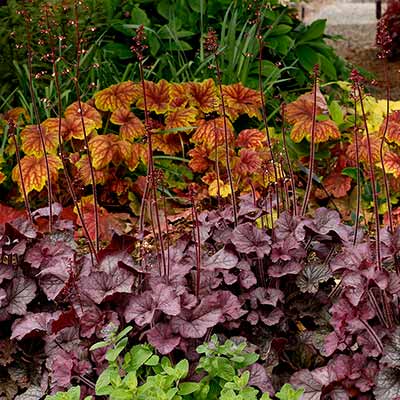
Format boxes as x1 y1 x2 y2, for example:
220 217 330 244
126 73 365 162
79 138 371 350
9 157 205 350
302 0 400 99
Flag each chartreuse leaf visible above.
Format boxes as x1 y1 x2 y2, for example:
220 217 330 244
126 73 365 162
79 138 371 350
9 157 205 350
178 382 201 395
89 340 109 351
44 386 81 400
276 383 304 400
329 100 344 125
124 344 153 372
106 337 129 362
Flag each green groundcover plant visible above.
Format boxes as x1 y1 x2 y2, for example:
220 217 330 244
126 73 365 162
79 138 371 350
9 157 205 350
45 330 303 400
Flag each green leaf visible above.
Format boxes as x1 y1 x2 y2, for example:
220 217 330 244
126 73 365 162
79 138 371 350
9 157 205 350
267 35 293 56
127 345 153 371
276 383 304 400
44 386 81 400
130 5 150 26
342 167 359 181
106 337 129 362
329 100 343 125
214 358 236 381
89 341 109 351
144 354 160 366
95 369 112 396
123 372 138 391
110 388 134 400
115 326 133 343
316 114 329 122
178 382 201 395
295 45 319 72
175 359 189 379
299 19 326 43
103 43 133 60
267 24 292 36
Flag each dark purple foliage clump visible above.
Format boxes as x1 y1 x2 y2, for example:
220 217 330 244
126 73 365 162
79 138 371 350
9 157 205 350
1 199 400 399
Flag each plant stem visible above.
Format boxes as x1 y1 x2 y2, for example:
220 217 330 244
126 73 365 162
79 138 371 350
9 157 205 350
301 67 318 216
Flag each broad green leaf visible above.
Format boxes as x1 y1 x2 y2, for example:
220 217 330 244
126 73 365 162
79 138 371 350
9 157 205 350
178 382 201 395
123 372 138 391
329 100 344 125
342 167 360 181
299 19 326 43
295 45 319 72
106 337 129 362
175 359 189 379
110 388 134 400
130 5 150 26
268 24 292 36
95 369 112 396
276 383 304 400
127 345 153 371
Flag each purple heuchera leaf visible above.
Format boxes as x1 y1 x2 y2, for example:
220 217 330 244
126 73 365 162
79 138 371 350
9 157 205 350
97 249 135 273
201 291 246 322
290 368 327 400
250 287 284 308
268 260 303 278
203 248 238 270
38 260 71 301
374 368 400 399
247 363 274 395
147 323 181 354
0 276 36 321
260 308 284 326
381 327 400 368
79 265 134 304
270 235 305 263
231 223 271 258
274 211 302 241
48 352 74 388
124 283 181 326
171 300 222 338
25 238 75 270
11 312 54 340
239 270 257 289
296 208 350 241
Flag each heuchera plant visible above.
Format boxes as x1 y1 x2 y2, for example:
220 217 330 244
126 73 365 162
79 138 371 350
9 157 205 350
1 184 400 398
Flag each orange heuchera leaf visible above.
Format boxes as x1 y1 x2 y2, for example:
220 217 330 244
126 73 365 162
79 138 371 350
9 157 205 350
188 145 211 173
382 151 400 177
0 170 5 184
209 179 231 198
89 134 131 170
322 172 352 198
236 129 265 148
192 117 234 148
75 155 109 185
3 107 30 125
286 87 340 143
286 87 328 123
12 154 62 194
165 107 198 130
152 133 182 155
234 149 261 176
186 79 219 114
290 118 340 143
20 124 59 156
222 83 262 120
94 81 141 112
64 101 103 129
136 80 170 114
42 116 97 141
169 83 189 108
110 108 145 141
124 143 143 171
0 203 25 224
379 111 400 145
346 134 381 164
75 195 129 242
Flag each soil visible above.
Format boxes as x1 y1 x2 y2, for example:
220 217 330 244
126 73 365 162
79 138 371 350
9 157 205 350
327 30 400 100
